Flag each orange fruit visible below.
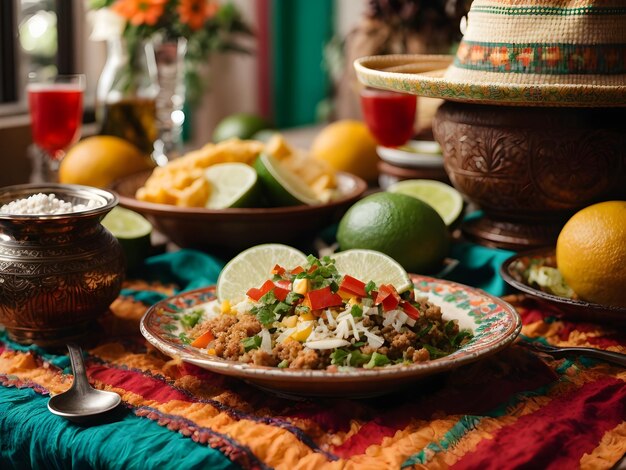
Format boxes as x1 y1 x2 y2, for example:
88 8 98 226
556 201 626 307
60 136 154 188
310 120 379 182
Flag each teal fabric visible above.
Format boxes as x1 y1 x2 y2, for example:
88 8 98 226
0 387 237 470
448 242 515 297
0 242 515 469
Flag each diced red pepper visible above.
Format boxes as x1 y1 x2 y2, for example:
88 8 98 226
400 301 420 320
308 264 319 274
290 266 305 275
339 275 367 298
274 280 291 290
246 279 276 301
304 286 343 310
271 264 285 275
273 286 290 302
190 330 214 348
375 284 401 311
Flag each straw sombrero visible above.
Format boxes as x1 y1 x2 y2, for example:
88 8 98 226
354 0 626 107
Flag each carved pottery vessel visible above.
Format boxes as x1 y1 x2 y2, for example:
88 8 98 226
433 103 626 249
0 184 125 346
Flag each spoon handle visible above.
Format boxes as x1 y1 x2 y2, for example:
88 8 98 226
67 343 91 393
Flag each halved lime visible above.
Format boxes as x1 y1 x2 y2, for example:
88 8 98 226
216 244 308 302
387 179 463 226
332 249 412 293
101 206 152 270
254 153 319 206
204 163 259 209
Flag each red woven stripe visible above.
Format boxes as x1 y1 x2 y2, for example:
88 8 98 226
451 377 626 470
88 365 192 403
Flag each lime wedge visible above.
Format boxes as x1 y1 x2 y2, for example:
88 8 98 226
216 244 308 302
204 163 259 209
332 249 412 293
254 153 319 206
387 179 463 226
101 206 152 270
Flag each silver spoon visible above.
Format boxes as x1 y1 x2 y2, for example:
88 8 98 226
48 343 121 421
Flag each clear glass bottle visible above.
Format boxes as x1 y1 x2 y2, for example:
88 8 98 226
96 37 159 157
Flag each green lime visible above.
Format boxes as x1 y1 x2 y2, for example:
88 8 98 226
217 244 308 302
212 113 271 143
254 153 319 206
333 249 412 293
204 163 260 209
337 192 449 274
251 129 279 143
101 206 153 271
387 179 464 226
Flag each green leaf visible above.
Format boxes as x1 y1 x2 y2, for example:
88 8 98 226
178 332 191 344
330 348 349 365
348 350 372 367
365 281 377 296
259 290 276 304
252 305 277 327
242 335 262 352
364 352 390 369
285 291 303 305
423 344 448 359
350 304 363 318
181 310 203 329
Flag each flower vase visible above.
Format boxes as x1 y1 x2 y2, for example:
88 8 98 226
153 37 187 164
96 37 159 157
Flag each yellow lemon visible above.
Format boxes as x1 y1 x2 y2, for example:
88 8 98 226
556 201 626 307
59 136 154 188
310 120 379 182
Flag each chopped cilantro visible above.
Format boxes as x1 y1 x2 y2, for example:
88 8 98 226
364 352 390 369
178 332 191 344
365 281 376 296
242 335 262 352
273 301 291 316
350 304 363 318
423 344 448 359
352 341 366 347
251 305 277 327
347 349 371 367
259 290 276 304
285 291 303 305
295 304 310 315
416 323 433 338
452 330 473 347
444 320 457 336
330 348 349 365
181 310 203 329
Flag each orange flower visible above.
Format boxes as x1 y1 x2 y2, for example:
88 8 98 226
177 0 219 31
112 0 167 26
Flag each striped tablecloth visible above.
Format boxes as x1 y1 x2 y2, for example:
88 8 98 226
1 249 625 469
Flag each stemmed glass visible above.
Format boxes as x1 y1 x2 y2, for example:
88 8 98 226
27 74 85 181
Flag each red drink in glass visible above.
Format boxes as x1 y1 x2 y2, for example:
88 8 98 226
360 88 417 147
28 84 83 160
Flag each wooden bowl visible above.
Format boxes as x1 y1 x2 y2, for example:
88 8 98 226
110 170 366 254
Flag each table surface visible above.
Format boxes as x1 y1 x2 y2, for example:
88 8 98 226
1 244 625 470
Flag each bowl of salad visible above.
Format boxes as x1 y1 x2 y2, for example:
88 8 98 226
141 245 521 397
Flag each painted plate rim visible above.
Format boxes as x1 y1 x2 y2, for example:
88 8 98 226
140 275 522 386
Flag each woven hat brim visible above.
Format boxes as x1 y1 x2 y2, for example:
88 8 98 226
354 54 626 107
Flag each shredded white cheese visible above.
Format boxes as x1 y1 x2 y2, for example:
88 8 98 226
0 193 102 215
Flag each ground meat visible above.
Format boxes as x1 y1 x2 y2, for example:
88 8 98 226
250 349 279 367
412 347 430 363
415 296 444 320
290 349 321 369
207 314 262 360
389 330 418 358
273 340 303 363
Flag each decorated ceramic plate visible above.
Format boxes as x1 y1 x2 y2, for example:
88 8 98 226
501 248 626 325
376 141 443 169
141 275 521 398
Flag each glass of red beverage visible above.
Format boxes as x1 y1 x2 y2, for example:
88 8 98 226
360 87 417 147
27 74 85 181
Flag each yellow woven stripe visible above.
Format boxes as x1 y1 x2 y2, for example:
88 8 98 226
443 67 626 85
579 422 626 469
464 11 626 44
